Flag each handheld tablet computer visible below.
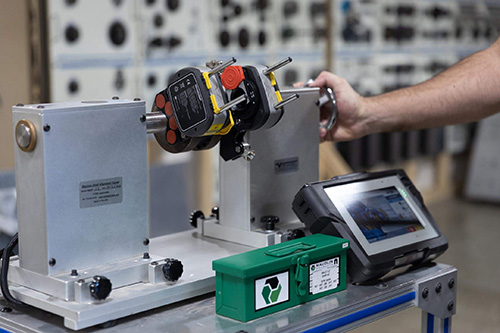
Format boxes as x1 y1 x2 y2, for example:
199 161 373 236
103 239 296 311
292 170 448 283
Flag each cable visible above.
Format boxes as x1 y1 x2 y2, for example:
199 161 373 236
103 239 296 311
0 233 25 307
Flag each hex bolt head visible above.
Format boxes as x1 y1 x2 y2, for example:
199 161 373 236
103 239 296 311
71 269 78 276
37 105 45 109
49 258 56 266
422 287 429 299
435 283 442 294
140 115 146 122
151 261 158 266
448 278 455 289
143 252 150 259
143 238 150 246
43 124 51 132
134 97 141 101
16 103 24 107
112 96 119 100
77 279 85 284
448 300 454 312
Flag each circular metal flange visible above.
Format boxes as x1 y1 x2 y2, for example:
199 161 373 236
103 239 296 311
15 120 37 152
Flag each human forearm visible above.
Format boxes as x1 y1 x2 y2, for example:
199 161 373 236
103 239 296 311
362 39 500 133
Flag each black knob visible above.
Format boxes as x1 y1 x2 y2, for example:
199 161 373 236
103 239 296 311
109 21 127 46
147 74 157 87
68 80 79 94
189 210 205 228
65 24 79 43
162 259 183 281
261 215 279 231
220 30 230 47
258 31 266 46
289 228 306 240
238 28 250 48
166 0 180 11
89 276 112 300
211 206 220 220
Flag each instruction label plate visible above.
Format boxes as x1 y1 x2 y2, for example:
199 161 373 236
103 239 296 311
80 177 122 208
309 257 340 295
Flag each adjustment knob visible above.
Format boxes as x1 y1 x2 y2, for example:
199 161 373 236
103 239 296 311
189 210 205 228
261 215 279 231
162 259 183 281
89 276 112 300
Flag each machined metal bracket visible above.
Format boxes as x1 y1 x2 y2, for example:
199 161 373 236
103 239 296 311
416 265 457 333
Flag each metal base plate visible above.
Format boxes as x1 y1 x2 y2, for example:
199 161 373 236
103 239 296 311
6 230 252 330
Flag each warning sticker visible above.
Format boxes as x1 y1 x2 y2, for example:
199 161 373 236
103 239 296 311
309 257 340 295
79 177 122 208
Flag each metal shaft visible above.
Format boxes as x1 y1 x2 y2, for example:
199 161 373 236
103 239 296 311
274 93 299 110
145 112 168 134
208 57 237 75
262 57 292 75
219 94 248 114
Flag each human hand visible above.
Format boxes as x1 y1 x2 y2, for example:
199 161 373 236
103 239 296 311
309 71 370 142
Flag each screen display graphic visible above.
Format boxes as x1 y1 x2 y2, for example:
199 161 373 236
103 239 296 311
340 187 423 243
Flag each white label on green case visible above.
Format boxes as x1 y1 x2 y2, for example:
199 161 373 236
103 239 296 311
309 257 340 295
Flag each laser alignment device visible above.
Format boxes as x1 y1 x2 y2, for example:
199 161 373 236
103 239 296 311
293 170 448 283
147 57 298 161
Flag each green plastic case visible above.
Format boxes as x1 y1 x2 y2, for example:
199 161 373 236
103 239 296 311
212 234 350 321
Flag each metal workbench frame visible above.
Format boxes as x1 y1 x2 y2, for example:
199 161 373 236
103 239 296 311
0 262 456 333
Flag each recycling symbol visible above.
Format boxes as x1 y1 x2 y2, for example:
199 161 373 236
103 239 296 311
261 276 282 305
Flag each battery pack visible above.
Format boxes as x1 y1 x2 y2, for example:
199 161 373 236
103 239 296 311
212 234 349 322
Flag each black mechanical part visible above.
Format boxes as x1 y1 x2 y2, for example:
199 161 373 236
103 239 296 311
234 4 242 16
166 0 180 11
283 0 298 17
153 14 164 28
65 24 79 43
167 36 182 49
211 206 220 220
238 28 250 48
189 210 205 228
89 276 112 300
258 30 266 46
255 0 268 10
162 259 184 281
147 74 157 87
220 30 230 47
219 128 246 161
261 215 279 231
109 21 127 46
68 79 79 94
288 228 306 240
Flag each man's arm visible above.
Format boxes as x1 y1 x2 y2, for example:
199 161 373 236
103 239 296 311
312 37 500 142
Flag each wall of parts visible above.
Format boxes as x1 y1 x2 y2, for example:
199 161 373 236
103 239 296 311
46 0 328 113
333 0 500 173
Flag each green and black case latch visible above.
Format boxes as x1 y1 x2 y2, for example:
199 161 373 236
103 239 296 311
212 234 350 321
